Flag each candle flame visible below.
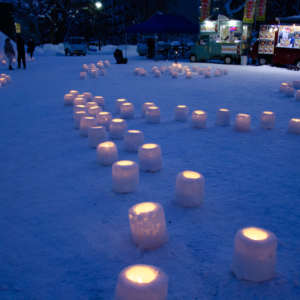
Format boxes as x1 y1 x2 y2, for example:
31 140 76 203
194 110 205 115
183 171 201 179
243 227 268 240
133 202 157 215
112 119 123 123
100 141 115 148
219 109 228 112
128 130 140 133
178 105 186 108
125 265 158 283
291 118 300 122
117 160 134 166
142 144 157 149
263 111 273 115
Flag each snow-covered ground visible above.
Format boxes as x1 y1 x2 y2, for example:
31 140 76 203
0 51 300 300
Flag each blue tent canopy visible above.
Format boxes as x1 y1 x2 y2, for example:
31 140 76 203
126 14 199 34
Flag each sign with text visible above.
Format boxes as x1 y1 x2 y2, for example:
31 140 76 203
243 0 257 23
221 45 237 54
256 0 267 21
200 0 211 22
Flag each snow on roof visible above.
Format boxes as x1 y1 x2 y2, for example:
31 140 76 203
205 14 230 22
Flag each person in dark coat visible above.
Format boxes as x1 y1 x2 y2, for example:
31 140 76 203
4 38 15 70
113 49 127 64
15 35 26 69
147 37 155 59
27 39 35 59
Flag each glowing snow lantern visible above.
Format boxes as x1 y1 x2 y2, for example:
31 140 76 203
82 92 93 102
207 66 211 71
286 82 293 87
82 64 89 72
120 103 134 119
159 67 165 74
233 114 251 132
154 70 161 78
285 87 295 97
223 69 228 75
186 72 192 79
171 71 178 78
104 60 110 67
97 141 119 165
128 203 169 249
73 97 86 106
88 106 102 117
178 67 183 73
216 109 231 126
152 66 158 73
64 94 75 106
97 112 112 130
1 60 6 65
69 90 79 98
85 102 98 110
141 70 147 76
204 71 211 78
287 118 300 134
260 111 275 129
115 99 128 114
73 105 87 115
112 160 139 193
91 68 98 78
100 69 106 76
79 117 97 136
80 72 87 79
174 105 189 122
4 75 11 84
93 96 105 109
114 264 168 300
12 59 16 64
134 68 140 75
231 227 277 282
292 80 300 89
138 143 162 172
198 68 204 75
214 70 220 77
124 130 144 152
142 102 155 117
74 111 88 129
145 106 160 124
109 118 127 139
279 83 288 93
0 74 6 78
192 66 198 72
173 171 205 207
191 110 207 128
88 126 107 148
0 78 7 86
296 90 300 101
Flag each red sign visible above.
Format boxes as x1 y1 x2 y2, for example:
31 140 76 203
243 0 257 23
200 0 211 22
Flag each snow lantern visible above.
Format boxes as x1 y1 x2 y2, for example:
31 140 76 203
214 70 220 77
216 109 231 126
82 64 89 72
73 105 87 115
120 103 134 119
233 114 251 132
109 118 127 139
128 203 168 250
218 68 223 76
115 99 128 114
174 105 189 122
145 106 161 124
172 71 178 78
141 70 147 76
104 60 110 67
287 82 293 87
5 75 11 84
1 60 6 65
152 67 158 73
69 90 79 98
79 117 97 137
292 80 300 89
0 78 7 86
198 68 204 75
138 144 162 172
260 111 275 129
231 227 277 282
93 96 105 109
154 70 161 78
91 68 98 78
178 67 183 73
185 68 191 75
83 92 93 102
114 264 168 300
112 160 139 194
97 112 112 130
100 69 106 76
223 69 229 75
204 71 211 78
142 103 155 118
287 118 300 134
279 83 288 93
97 141 119 165
86 102 98 110
191 110 207 129
296 90 300 101
159 67 165 74
134 68 140 75
12 59 16 64
285 87 295 97
73 97 86 106
0 73 6 78
173 171 205 208
186 72 192 79
74 111 88 129
124 130 144 152
207 66 212 71
192 66 198 72
80 72 87 79
64 94 75 106
88 126 107 148
88 106 102 118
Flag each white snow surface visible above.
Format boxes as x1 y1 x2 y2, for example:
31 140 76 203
1 52 300 300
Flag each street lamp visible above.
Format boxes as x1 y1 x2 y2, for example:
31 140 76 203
95 1 102 9
95 1 102 50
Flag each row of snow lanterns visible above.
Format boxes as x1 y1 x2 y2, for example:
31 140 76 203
0 73 12 88
279 80 300 100
2 57 34 65
65 91 280 299
134 63 228 79
79 61 110 79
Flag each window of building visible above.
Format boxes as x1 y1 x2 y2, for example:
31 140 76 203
15 23 21 33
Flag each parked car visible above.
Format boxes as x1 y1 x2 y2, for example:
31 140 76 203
64 37 87 56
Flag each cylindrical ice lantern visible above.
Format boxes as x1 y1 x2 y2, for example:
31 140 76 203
173 171 205 208
233 114 251 132
73 105 87 115
97 141 119 165
292 80 300 89
97 112 112 130
74 111 88 129
260 111 275 129
80 72 87 79
128 202 168 249
279 83 288 93
216 109 231 126
191 110 207 129
214 70 220 77
120 103 134 119
93 96 105 109
186 72 192 79
124 130 144 152
231 227 277 282
91 68 98 78
110 118 127 139
142 103 155 117
285 87 295 97
79 117 97 137
134 68 140 75
152 67 158 73
73 97 86 106
69 90 79 98
154 70 161 78
5 75 11 84
138 144 162 172
172 72 178 78
204 71 211 78
88 106 102 117
287 82 293 87
64 94 75 106
287 118 300 134
192 66 198 72
83 92 93 102
88 126 107 148
112 161 139 194
114 264 168 300
145 107 160 124
115 99 128 114
198 68 203 75
86 102 98 110
174 105 189 122
104 60 110 67
0 78 7 86
141 70 147 76
223 69 228 75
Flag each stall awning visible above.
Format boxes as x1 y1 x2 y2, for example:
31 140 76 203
277 15 300 24
126 14 199 34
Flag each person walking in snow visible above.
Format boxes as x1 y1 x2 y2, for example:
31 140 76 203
27 39 35 59
4 38 15 70
15 35 26 69
147 37 155 59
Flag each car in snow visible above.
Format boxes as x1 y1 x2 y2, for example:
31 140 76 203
64 37 87 56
